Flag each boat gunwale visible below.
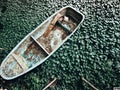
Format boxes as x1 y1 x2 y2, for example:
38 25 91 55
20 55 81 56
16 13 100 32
0 6 85 80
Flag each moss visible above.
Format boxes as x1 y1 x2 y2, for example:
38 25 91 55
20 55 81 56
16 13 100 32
0 0 120 90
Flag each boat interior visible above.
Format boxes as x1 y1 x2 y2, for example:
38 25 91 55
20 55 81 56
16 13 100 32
1 7 83 78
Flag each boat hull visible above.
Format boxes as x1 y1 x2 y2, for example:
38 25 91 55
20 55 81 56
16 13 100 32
0 6 84 80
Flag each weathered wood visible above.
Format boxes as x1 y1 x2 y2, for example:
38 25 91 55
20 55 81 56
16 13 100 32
0 6 85 80
30 35 49 55
42 78 57 90
43 13 63 37
82 77 99 90
12 53 28 71
0 48 3 50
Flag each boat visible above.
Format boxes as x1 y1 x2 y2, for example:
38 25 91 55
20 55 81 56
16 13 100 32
0 6 84 80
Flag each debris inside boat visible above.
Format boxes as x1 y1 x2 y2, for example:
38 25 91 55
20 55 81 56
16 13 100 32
37 14 77 53
0 6 84 80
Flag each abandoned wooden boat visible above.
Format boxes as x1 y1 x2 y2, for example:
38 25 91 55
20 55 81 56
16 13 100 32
0 6 84 80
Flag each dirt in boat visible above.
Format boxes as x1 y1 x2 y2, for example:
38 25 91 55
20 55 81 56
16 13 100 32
2 56 23 77
37 14 77 53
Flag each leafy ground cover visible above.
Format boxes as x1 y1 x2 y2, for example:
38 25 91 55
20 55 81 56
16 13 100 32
0 0 120 90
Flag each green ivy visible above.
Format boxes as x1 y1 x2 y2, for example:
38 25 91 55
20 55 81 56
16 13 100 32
0 0 120 90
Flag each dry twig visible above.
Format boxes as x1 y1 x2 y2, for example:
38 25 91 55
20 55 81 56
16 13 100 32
42 78 57 90
82 77 99 90
0 48 3 50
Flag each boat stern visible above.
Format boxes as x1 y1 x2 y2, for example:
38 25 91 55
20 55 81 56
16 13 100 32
0 55 24 80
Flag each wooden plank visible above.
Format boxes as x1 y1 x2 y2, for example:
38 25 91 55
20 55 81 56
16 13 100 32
0 48 3 50
12 53 24 70
12 53 28 71
30 35 49 55
82 77 99 90
42 78 57 90
43 13 63 37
